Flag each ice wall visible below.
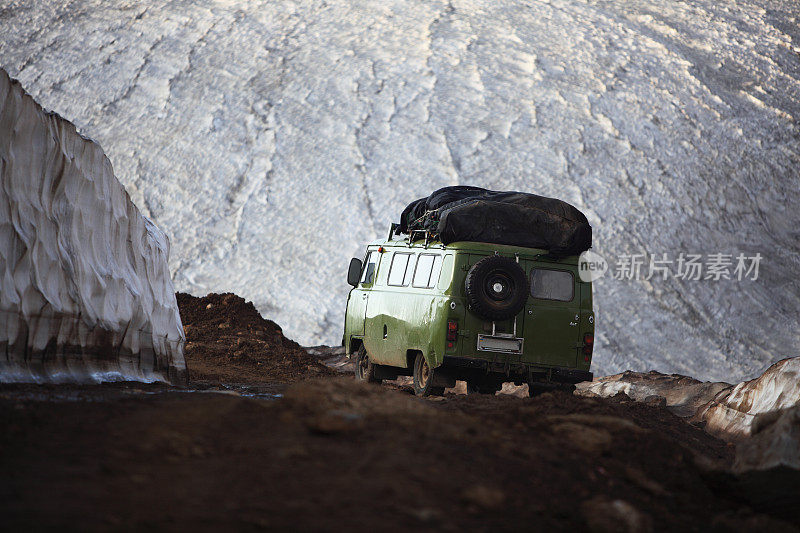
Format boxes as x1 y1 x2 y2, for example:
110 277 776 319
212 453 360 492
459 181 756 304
0 69 186 384
1 0 798 381
578 356 800 439
698 356 800 439
578 356 800 474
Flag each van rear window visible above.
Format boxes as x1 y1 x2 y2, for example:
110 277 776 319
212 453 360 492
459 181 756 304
530 269 574 301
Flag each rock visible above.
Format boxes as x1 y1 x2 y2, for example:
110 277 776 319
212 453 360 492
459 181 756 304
643 395 667 408
580 496 653 533
446 380 469 395
460 485 505 510
498 382 528 397
0 69 185 385
307 409 364 435
733 406 800 473
547 414 642 455
623 466 668 496
550 421 614 456
576 371 731 418
304 345 352 373
408 507 442 524
727 405 800 522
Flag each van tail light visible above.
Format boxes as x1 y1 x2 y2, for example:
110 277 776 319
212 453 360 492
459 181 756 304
583 333 594 361
447 320 458 346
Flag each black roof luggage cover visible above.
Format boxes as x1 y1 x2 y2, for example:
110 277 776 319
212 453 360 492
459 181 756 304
399 186 592 257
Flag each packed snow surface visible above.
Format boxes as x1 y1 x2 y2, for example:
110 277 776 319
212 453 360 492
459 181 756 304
0 68 185 384
1 0 798 381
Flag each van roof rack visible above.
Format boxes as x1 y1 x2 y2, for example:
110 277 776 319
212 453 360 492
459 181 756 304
388 223 403 241
387 224 445 249
407 229 432 248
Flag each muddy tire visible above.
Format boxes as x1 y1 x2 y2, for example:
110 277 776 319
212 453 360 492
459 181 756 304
354 345 381 383
465 255 529 321
412 352 445 397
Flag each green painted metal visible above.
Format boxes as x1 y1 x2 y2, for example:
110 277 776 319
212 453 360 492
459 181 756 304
343 236 594 378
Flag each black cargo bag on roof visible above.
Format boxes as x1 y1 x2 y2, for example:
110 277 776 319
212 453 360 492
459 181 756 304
399 186 592 257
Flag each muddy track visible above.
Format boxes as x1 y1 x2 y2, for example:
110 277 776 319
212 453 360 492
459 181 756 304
0 293 796 531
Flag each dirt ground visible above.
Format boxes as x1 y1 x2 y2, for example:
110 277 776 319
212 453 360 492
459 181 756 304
0 293 796 531
176 292 335 384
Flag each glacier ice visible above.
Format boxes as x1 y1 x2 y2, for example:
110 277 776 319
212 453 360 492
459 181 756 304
578 356 800 438
1 0 798 381
578 356 800 472
578 357 800 472
0 68 186 384
698 356 800 440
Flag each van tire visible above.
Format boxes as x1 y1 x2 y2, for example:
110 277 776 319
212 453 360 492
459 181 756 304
412 353 445 397
354 345 381 383
465 256 529 321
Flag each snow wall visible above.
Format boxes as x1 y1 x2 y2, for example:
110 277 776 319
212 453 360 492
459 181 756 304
578 356 800 474
2 0 798 382
0 69 186 384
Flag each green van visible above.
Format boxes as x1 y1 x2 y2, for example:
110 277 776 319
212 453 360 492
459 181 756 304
343 225 594 396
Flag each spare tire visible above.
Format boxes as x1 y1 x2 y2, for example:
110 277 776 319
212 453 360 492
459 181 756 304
465 256 529 321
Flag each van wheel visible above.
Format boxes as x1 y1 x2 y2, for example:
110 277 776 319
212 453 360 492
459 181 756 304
412 353 445 397
465 255 529 321
354 346 381 383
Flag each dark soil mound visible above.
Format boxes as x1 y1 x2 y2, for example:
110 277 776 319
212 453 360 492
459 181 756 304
176 292 334 384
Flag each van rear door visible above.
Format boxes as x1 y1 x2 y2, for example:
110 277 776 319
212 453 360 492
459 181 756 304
459 253 525 359
522 264 581 368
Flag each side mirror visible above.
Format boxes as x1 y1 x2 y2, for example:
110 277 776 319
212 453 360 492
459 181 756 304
347 258 363 287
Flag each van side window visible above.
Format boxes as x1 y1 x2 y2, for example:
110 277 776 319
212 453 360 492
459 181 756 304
412 254 443 288
388 252 414 286
437 254 453 290
360 251 377 285
530 268 574 301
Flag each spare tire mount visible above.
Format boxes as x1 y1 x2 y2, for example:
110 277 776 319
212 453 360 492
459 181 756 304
465 255 529 321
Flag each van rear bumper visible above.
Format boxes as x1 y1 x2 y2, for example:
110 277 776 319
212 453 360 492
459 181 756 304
442 356 593 384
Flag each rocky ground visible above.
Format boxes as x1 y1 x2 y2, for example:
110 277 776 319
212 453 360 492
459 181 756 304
1 293 797 531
